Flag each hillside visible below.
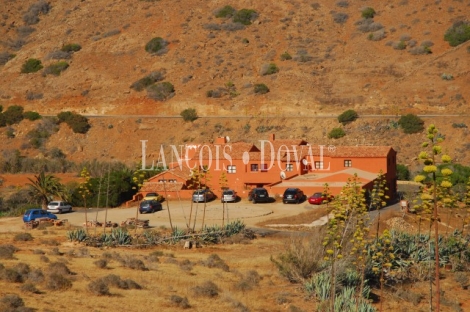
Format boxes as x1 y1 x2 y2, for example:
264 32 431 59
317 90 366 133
0 0 469 169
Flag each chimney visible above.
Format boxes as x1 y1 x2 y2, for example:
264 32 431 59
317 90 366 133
215 137 227 144
269 133 275 141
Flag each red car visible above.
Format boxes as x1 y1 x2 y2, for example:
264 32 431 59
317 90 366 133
308 192 334 205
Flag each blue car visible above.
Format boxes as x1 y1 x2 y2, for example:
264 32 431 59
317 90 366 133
23 209 58 223
139 200 162 214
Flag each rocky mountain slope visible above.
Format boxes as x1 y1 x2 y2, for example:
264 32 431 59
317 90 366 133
0 0 469 171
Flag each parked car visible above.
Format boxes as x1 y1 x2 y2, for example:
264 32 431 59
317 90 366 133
282 188 305 204
248 187 270 204
192 189 215 203
23 209 58 223
221 189 238 203
308 192 335 205
143 192 163 202
47 201 73 214
139 200 162 214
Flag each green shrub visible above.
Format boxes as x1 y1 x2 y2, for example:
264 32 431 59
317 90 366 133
3 105 24 125
57 111 90 134
43 61 69 76
337 109 358 124
145 37 167 54
23 111 41 121
361 7 376 19
61 43 82 52
328 128 346 139
444 21 470 47
398 113 424 134
254 83 269 94
180 108 198 122
146 82 175 101
397 164 410 180
21 58 43 73
280 51 292 60
130 71 165 91
261 63 279 75
233 9 258 25
215 5 236 18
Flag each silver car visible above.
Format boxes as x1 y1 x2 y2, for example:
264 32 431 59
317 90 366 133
221 189 238 203
47 201 73 214
192 189 215 203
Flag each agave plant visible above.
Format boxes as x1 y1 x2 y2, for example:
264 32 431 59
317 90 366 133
66 229 87 242
224 220 246 236
170 226 186 243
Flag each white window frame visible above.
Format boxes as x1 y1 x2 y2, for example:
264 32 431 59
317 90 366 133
227 165 237 174
314 161 324 169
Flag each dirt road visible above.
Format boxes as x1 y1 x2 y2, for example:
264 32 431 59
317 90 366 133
0 199 324 233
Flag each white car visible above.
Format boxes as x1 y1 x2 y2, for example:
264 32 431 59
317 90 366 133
47 201 73 214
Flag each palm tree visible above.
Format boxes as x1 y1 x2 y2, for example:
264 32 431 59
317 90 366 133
27 172 64 209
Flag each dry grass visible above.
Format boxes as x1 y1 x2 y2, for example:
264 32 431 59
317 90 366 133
1 210 470 311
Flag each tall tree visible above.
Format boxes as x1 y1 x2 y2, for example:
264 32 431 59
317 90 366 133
27 172 63 209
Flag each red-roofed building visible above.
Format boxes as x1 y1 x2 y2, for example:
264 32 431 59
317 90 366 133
138 134 397 201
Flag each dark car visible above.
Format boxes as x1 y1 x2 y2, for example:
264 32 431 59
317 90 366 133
192 189 215 203
139 200 162 214
308 192 335 205
23 209 58 223
282 188 305 204
248 187 270 204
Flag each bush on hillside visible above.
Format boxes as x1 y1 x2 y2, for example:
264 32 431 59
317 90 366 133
398 114 424 134
3 105 24 126
254 84 269 94
23 111 41 121
61 43 82 53
338 109 358 125
21 58 43 73
43 61 69 76
0 52 16 66
180 108 198 122
280 51 292 60
444 21 470 47
215 5 236 18
332 12 349 24
260 63 279 75
57 111 90 134
145 37 168 54
361 7 376 19
146 82 175 101
328 128 346 139
233 9 258 25
130 71 165 91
